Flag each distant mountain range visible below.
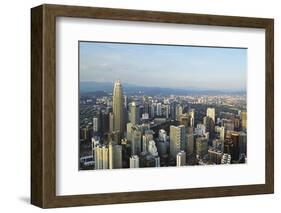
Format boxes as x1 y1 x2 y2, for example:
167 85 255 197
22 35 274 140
80 81 246 96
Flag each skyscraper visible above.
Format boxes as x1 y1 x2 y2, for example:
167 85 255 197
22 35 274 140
241 111 247 131
207 107 215 123
93 117 99 133
129 101 139 125
222 119 235 132
100 110 109 135
94 145 109 170
164 105 170 119
156 102 162 116
108 143 113 169
239 131 247 156
130 155 139 168
109 112 114 133
180 114 191 128
126 122 132 141
81 126 91 142
142 130 154 153
196 136 208 159
185 127 194 155
176 151 186 166
204 115 215 139
150 103 155 118
94 145 102 170
124 95 128 109
155 156 160 167
112 80 124 134
169 102 176 120
102 145 109 169
176 105 183 121
148 140 158 157
170 125 186 159
216 126 225 141
195 124 206 136
231 132 240 161
159 129 167 142
131 126 142 155
189 109 195 127
109 143 123 169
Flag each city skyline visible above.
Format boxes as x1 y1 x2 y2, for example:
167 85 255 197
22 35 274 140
80 80 247 170
79 41 247 91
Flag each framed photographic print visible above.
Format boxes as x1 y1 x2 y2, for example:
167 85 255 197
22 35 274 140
31 4 274 208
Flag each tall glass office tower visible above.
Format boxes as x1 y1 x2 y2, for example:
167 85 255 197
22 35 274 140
112 80 124 135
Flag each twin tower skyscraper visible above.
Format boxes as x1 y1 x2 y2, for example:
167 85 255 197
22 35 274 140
112 80 125 136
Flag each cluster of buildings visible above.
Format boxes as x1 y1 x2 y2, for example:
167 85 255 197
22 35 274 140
79 80 247 170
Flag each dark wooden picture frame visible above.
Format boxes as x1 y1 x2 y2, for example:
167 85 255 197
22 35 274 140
31 4 274 208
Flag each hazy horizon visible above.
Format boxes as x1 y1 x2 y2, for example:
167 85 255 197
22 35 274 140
79 42 247 91
80 80 246 93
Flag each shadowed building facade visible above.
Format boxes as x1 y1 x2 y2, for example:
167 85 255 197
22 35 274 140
241 111 247 131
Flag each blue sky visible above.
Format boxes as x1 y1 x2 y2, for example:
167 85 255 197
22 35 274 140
79 41 247 91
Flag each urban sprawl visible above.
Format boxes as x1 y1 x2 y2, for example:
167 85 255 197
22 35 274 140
79 80 247 170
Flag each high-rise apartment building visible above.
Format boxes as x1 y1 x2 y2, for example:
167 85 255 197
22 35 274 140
170 125 186 159
207 107 215 123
